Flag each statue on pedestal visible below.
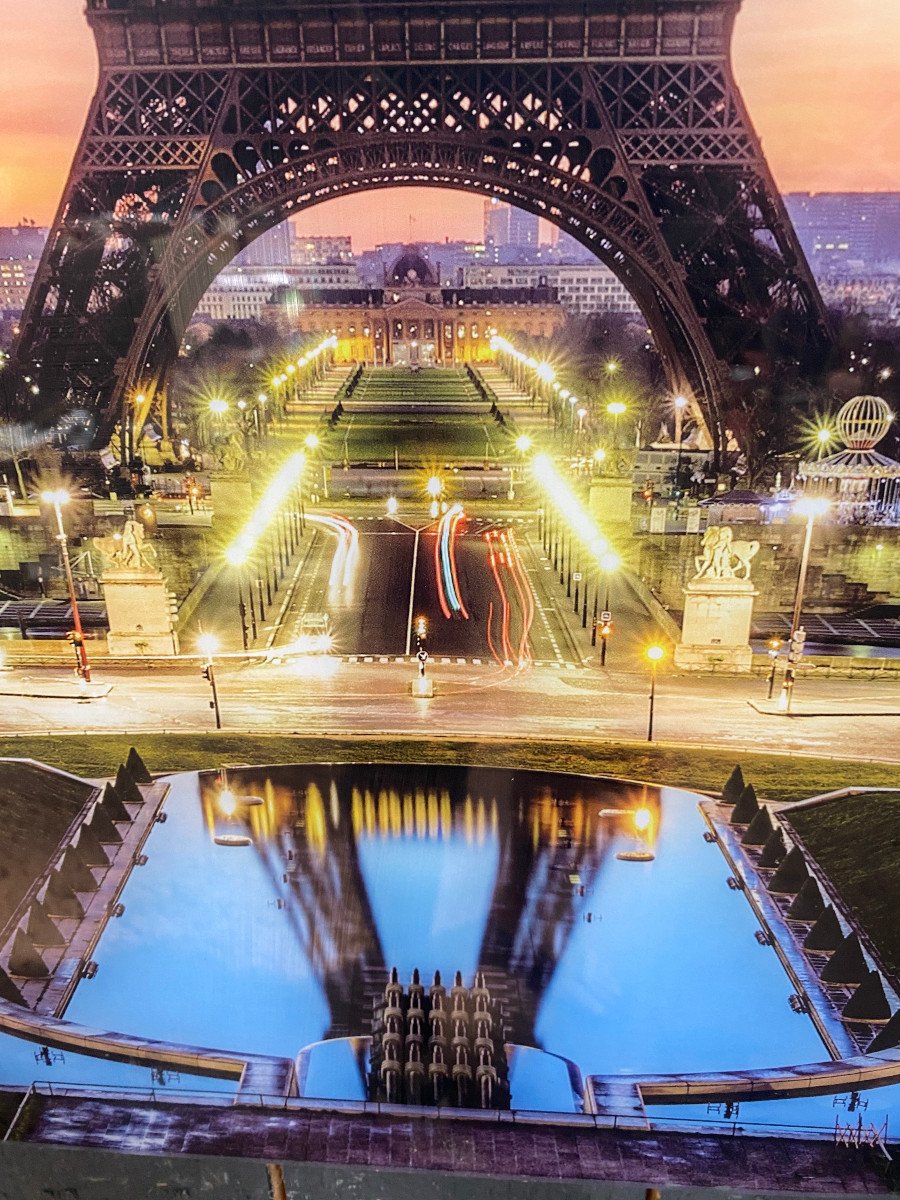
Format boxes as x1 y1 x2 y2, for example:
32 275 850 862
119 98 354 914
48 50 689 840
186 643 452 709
693 525 759 581
93 519 158 572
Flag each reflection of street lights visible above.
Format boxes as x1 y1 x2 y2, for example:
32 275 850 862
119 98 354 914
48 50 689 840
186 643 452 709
386 496 399 516
41 489 91 681
607 400 626 448
198 633 222 729
645 644 665 741
778 497 830 713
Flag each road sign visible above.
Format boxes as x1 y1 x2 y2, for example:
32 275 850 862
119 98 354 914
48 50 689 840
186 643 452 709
601 611 612 623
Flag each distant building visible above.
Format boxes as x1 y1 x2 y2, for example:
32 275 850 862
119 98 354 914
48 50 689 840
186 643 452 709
270 246 564 365
195 264 362 322
292 235 353 265
0 225 48 316
233 223 293 268
508 206 540 250
784 193 900 273
817 273 900 322
483 198 510 261
461 263 641 317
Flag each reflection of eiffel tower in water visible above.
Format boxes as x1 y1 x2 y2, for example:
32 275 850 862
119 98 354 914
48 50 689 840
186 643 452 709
208 766 642 1046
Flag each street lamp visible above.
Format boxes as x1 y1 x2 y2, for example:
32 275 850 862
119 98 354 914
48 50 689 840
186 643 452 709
41 489 91 681
198 633 222 729
673 395 688 497
778 497 830 712
645 644 665 741
607 400 626 448
594 551 620 664
766 638 782 700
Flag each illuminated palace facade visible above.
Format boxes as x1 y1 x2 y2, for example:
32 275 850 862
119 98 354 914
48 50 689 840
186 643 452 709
271 248 566 366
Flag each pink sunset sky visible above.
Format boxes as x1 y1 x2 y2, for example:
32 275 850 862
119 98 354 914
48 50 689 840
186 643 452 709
0 0 897 247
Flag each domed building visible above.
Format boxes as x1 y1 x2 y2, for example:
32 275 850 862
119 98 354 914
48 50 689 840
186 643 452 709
268 244 565 367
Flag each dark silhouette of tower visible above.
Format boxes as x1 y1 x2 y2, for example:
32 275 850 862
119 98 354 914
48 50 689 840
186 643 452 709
6 0 829 452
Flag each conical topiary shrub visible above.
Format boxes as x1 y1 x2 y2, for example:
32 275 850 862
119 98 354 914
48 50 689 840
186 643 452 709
788 877 827 921
99 781 130 823
8 929 48 978
768 846 809 894
868 1010 900 1053
730 784 759 825
742 806 775 847
58 846 98 894
804 906 844 952
26 900 65 948
114 764 145 806
821 932 869 985
722 766 745 805
85 801 122 844
125 746 152 783
0 966 26 1006
758 828 788 869
43 874 83 920
842 971 892 1023
73 823 109 868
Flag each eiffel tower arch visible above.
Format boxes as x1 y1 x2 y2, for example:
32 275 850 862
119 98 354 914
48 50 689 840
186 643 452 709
7 0 830 453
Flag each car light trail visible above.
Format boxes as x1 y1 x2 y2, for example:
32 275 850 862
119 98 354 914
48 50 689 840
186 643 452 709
434 504 469 619
501 529 534 666
307 512 359 591
530 452 611 565
225 453 305 566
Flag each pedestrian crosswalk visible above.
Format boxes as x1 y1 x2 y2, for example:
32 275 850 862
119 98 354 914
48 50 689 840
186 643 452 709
338 654 578 669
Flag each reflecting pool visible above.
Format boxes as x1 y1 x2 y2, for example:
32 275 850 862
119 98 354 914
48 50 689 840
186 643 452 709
2 763 898 1130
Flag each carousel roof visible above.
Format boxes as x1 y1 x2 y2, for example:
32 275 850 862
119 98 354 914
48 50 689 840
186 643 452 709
799 449 900 480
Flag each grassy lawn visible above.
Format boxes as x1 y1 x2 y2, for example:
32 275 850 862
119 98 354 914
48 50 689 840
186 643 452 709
1 733 896 805
786 793 900 981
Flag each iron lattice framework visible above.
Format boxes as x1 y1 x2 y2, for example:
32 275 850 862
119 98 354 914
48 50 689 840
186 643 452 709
8 0 830 449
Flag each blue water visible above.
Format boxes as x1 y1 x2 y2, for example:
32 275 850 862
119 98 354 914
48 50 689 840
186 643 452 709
1 765 897 1132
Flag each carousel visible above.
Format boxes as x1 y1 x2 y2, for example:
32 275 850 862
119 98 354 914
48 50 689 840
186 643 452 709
799 395 900 525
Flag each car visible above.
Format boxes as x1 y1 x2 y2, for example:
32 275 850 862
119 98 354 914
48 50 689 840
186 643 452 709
295 612 333 654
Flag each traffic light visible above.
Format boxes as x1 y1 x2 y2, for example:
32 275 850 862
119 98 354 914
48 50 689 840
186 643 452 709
66 630 84 647
600 620 612 639
201 664 212 682
415 616 428 641
788 627 807 663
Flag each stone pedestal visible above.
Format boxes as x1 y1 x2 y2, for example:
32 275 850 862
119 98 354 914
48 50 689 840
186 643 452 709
674 578 756 672
101 569 179 657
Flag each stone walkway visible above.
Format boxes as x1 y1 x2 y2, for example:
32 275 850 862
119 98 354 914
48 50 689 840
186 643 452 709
10 1094 894 1194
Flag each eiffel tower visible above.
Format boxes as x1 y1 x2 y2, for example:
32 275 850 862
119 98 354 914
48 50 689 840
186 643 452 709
7 0 829 452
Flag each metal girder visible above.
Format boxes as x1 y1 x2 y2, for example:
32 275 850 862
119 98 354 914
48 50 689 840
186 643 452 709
6 0 830 451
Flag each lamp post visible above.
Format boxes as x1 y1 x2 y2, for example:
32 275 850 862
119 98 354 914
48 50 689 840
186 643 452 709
607 400 626 449
778 497 830 712
596 552 620 665
766 638 782 700
42 489 91 681
198 633 222 729
509 434 532 499
673 395 688 498
645 644 665 741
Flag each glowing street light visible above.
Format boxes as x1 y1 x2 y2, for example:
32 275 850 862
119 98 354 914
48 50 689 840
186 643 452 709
197 633 222 729
593 550 620 663
515 435 532 453
645 644 665 741
778 497 831 712
209 398 228 416
593 447 607 468
605 361 619 375
606 399 626 448
535 362 555 383
304 433 320 450
426 475 443 499
41 489 91 682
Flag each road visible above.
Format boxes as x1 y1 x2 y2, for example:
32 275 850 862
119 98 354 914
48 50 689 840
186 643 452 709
0 658 898 764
